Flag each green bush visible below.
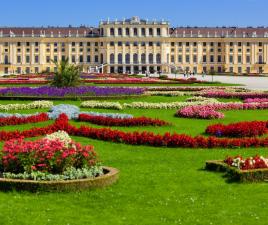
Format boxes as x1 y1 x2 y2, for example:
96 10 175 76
51 58 81 87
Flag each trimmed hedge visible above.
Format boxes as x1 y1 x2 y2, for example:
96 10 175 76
0 166 119 192
205 160 268 182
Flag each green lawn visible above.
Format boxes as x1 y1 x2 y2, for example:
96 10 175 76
0 95 267 225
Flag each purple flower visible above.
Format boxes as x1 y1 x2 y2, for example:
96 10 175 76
0 86 145 97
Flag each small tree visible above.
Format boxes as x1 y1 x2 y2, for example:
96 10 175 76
51 58 81 87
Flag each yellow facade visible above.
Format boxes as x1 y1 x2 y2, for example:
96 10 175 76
0 17 268 75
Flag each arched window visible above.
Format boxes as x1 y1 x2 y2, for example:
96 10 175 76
133 54 138 64
118 28 122 36
156 54 161 64
100 54 104 64
118 53 122 64
110 28 114 36
134 28 138 36
149 53 154 64
125 28 130 36
149 28 153 36
125 54 130 64
141 54 146 64
141 28 146 36
110 54 114 64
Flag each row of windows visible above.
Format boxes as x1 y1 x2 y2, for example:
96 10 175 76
109 53 161 64
108 27 161 36
110 41 161 47
170 42 264 47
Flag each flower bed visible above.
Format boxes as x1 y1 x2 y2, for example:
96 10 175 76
200 90 268 100
0 80 49 85
0 86 145 97
0 113 49 127
176 102 268 119
2 113 268 149
244 98 268 103
205 121 268 137
78 114 169 127
145 91 193 97
224 155 268 170
81 101 123 110
0 114 268 148
205 156 268 182
0 101 53 111
0 130 119 191
123 99 219 109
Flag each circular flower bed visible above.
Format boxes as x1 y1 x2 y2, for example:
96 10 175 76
0 131 119 192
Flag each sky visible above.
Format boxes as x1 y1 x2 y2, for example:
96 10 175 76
0 0 267 27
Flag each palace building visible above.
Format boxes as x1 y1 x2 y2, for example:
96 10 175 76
0 16 268 75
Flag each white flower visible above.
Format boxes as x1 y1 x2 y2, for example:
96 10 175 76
45 130 72 147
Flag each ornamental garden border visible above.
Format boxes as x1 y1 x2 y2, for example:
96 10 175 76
205 160 268 182
0 166 119 192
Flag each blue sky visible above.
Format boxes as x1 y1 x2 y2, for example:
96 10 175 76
0 0 267 27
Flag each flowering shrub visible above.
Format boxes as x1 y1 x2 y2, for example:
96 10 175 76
177 102 268 119
81 101 123 110
78 114 169 127
0 113 49 127
224 155 268 170
1 130 98 175
205 121 268 137
0 101 53 111
244 98 268 103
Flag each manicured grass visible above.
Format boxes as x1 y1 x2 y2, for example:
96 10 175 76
0 95 267 225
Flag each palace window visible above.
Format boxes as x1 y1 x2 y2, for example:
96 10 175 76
149 42 153 47
118 42 122 46
126 28 130 36
118 54 122 64
186 55 190 63
229 55 233 63
149 28 153 36
178 55 182 63
133 28 138 36
26 55 30 63
141 28 146 36
210 56 214 63
238 56 242 63
246 56 250 63
79 55 83 63
87 55 91 63
141 54 146 64
118 28 122 36
125 54 130 64
46 56 50 63
110 28 114 36
133 54 138 64
149 54 153 63
156 54 161 63
157 28 161 36
35 56 39 63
